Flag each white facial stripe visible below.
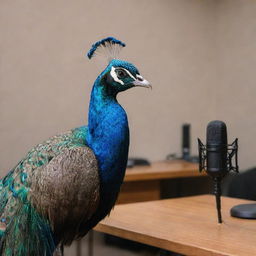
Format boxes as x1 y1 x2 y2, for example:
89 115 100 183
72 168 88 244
110 66 124 85
120 68 136 80
136 75 143 80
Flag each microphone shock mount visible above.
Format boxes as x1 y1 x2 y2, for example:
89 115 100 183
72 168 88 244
198 138 238 223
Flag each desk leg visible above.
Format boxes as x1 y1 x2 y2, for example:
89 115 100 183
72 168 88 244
76 240 81 256
159 249 183 256
53 244 64 256
88 230 94 256
61 244 64 256
76 231 94 256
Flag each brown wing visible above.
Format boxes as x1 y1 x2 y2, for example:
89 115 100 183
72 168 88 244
28 146 100 244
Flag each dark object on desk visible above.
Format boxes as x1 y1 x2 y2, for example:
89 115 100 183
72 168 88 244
166 124 199 163
166 154 199 163
228 167 256 219
182 123 190 161
127 158 150 168
198 120 238 223
231 204 256 219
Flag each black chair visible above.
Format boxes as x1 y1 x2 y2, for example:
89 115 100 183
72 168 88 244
227 167 256 200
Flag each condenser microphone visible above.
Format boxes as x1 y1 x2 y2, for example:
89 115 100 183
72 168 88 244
206 121 228 178
198 120 238 223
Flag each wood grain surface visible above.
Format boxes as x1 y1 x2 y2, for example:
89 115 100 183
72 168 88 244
117 180 161 204
124 160 201 182
95 195 256 256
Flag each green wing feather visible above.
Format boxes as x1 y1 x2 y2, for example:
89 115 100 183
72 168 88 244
0 127 89 256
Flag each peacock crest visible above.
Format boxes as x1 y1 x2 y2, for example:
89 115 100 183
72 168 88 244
87 37 126 62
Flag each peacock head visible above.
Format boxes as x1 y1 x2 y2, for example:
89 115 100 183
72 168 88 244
87 37 151 95
100 59 151 93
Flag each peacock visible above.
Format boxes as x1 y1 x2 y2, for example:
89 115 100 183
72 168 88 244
0 37 151 255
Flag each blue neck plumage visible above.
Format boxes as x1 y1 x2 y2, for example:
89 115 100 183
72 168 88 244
86 76 129 191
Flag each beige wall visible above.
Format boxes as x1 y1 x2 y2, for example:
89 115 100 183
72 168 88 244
0 0 255 175
215 0 256 170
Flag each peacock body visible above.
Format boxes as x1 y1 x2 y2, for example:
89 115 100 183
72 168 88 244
0 37 151 255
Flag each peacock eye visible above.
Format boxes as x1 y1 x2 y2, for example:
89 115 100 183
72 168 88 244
116 69 127 79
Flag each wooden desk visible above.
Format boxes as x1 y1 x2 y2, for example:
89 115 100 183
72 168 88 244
78 160 201 255
124 160 200 182
95 195 256 256
117 160 201 204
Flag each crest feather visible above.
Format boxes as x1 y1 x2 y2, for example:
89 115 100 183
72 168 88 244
87 37 126 61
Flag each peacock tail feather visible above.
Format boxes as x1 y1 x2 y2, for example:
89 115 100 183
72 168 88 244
0 127 88 255
0 198 55 256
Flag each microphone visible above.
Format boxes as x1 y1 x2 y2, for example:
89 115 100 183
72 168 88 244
198 120 238 223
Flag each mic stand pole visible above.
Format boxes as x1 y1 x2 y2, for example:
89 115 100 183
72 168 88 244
213 177 222 223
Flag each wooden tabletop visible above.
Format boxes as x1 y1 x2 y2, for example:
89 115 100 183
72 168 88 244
95 195 256 256
124 160 200 182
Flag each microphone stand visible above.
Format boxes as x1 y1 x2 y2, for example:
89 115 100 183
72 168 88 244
214 177 222 223
198 137 238 224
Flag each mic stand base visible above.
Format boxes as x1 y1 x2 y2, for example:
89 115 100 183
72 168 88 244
231 204 256 219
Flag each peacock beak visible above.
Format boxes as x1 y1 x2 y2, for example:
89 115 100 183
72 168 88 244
133 75 152 89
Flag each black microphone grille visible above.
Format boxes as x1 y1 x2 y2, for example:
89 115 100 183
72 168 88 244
206 120 227 145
